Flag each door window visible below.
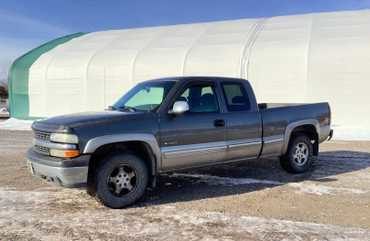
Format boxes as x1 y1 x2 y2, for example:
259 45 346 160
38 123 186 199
177 84 219 113
221 82 251 112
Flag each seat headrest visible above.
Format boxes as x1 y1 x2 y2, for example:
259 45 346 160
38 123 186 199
232 96 246 104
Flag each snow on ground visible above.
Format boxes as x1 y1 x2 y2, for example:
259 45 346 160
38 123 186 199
172 173 368 196
0 188 369 241
0 129 369 240
0 118 33 130
288 182 367 195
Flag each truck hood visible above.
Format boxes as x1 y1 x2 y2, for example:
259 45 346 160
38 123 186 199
32 111 146 133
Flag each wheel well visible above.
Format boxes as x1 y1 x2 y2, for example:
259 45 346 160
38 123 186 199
86 141 156 195
289 124 319 156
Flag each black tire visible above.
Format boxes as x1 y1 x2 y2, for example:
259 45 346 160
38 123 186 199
95 153 148 208
280 134 313 173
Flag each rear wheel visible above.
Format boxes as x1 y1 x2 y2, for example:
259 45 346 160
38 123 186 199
280 134 314 173
95 153 148 208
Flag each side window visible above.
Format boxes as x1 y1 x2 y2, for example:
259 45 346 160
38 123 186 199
221 82 251 112
176 84 219 113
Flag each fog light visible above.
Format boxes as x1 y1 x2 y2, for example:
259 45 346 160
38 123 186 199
50 149 80 158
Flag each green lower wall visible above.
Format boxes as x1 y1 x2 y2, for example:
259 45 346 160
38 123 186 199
8 32 85 119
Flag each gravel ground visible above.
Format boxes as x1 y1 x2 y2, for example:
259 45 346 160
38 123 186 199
0 129 370 240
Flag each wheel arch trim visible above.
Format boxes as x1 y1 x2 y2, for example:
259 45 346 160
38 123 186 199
83 133 161 173
282 119 320 155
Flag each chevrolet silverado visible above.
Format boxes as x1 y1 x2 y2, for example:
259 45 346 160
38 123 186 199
27 76 333 208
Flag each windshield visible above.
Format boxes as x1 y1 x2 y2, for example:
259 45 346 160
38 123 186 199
112 81 175 112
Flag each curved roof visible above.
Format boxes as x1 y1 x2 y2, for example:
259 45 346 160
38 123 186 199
8 9 370 135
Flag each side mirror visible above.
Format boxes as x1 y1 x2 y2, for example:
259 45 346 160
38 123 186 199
169 101 189 115
106 106 114 111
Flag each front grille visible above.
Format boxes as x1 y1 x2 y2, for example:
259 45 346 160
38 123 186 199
34 130 51 141
34 145 49 155
33 130 51 156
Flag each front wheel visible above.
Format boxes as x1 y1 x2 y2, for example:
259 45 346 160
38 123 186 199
95 153 148 208
280 134 314 173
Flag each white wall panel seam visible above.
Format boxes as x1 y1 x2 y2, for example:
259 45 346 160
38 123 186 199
244 18 268 94
42 45 66 116
305 14 314 102
103 68 106 106
240 18 266 79
131 29 169 83
239 20 259 78
42 35 90 116
181 24 211 75
84 33 124 109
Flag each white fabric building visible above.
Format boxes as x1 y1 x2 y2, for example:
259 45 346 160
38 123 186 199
8 9 370 138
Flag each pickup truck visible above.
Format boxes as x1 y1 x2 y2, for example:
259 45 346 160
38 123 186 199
27 76 333 208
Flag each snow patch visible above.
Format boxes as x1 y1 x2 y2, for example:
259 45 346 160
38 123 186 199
172 173 368 196
0 188 53 210
289 182 367 195
0 117 34 130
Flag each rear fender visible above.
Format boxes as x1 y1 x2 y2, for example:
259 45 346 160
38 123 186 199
282 119 320 155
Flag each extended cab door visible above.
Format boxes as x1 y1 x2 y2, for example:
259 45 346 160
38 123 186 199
220 81 263 160
159 80 226 171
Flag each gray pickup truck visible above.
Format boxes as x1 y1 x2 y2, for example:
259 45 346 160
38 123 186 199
27 76 333 208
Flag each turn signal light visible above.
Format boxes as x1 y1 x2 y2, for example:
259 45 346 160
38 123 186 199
50 149 80 158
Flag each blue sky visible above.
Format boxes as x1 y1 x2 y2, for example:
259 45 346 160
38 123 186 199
1 0 370 82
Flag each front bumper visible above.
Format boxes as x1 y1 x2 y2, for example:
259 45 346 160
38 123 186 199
27 148 91 187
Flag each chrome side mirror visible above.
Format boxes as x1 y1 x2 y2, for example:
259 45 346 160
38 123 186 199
169 101 189 115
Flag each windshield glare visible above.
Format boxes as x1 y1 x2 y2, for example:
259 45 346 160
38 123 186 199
113 81 175 112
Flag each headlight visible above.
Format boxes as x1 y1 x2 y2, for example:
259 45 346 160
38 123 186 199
49 149 80 158
50 133 78 144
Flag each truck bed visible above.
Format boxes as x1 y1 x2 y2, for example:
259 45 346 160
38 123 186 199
258 102 331 157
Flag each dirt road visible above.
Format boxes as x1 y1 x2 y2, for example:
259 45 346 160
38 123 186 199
0 129 369 240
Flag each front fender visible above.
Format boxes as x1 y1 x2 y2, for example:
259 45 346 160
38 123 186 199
83 133 161 172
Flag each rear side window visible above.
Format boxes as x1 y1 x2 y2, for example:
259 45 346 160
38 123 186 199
177 84 219 113
221 82 250 112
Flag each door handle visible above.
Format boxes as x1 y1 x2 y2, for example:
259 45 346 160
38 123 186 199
214 119 225 127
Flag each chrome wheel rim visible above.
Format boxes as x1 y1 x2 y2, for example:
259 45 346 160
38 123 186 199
293 142 309 166
107 165 136 197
